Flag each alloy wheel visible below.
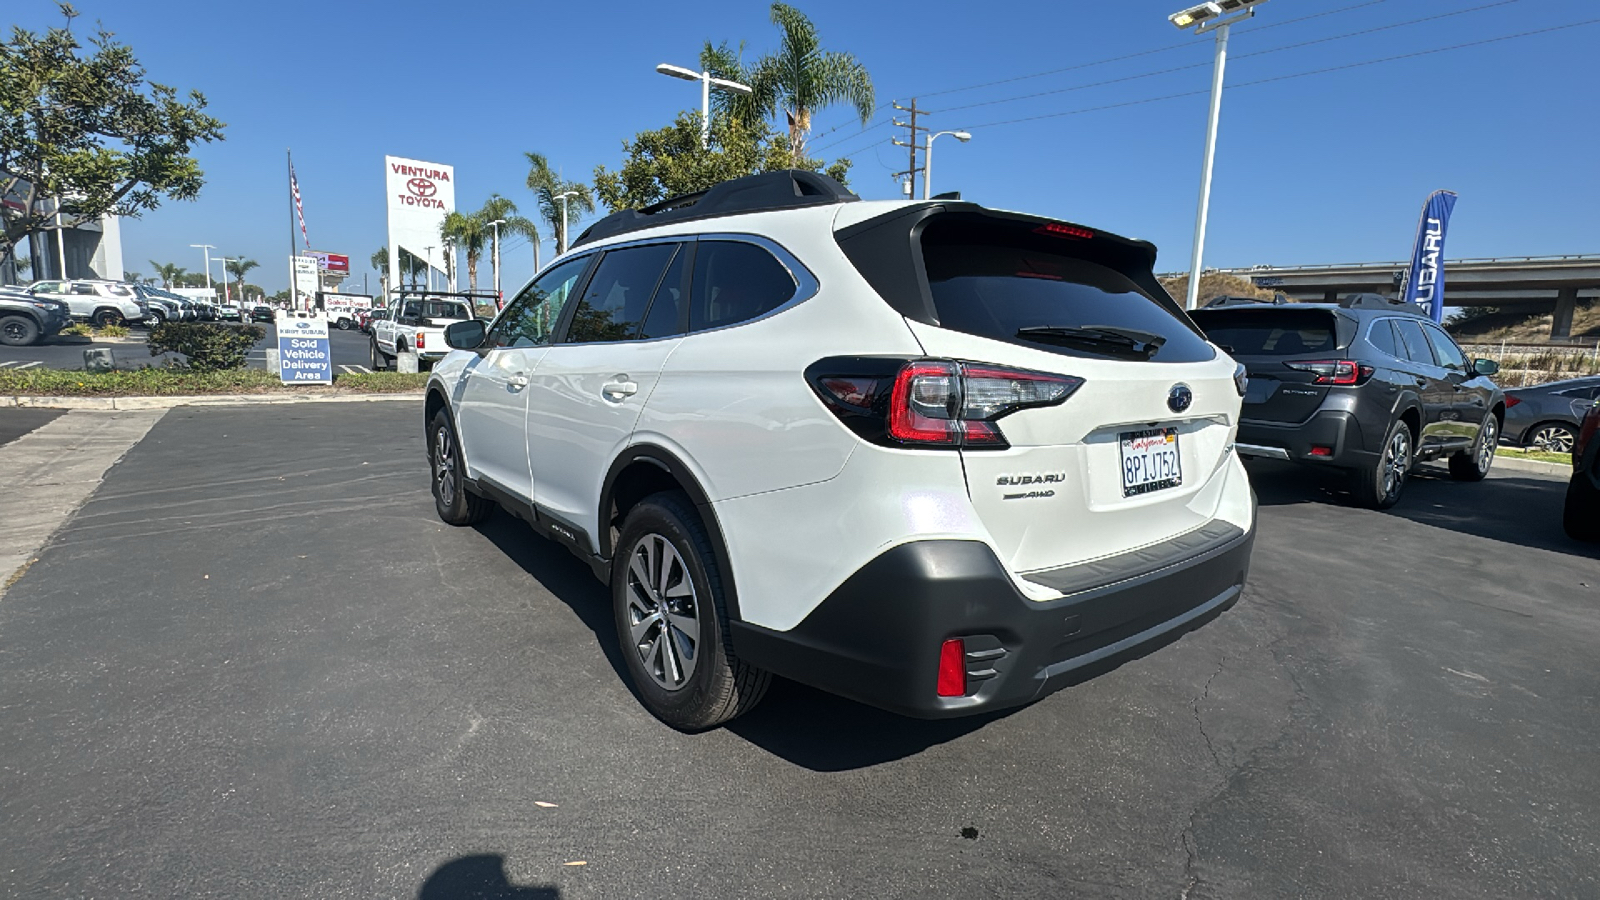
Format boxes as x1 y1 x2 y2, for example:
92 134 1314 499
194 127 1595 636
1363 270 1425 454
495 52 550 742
1 320 25 342
1477 418 1498 469
1530 424 1574 455
625 533 700 691
433 426 457 507
1383 427 1411 502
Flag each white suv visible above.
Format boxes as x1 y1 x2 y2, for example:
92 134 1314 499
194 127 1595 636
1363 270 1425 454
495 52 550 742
29 279 149 326
424 171 1256 730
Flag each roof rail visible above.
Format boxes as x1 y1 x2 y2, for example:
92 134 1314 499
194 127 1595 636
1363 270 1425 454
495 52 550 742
1201 294 1290 308
1338 292 1423 313
572 170 859 248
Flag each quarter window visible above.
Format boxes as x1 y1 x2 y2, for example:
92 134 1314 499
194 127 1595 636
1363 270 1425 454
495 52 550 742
487 255 590 349
688 240 797 332
1367 320 1400 358
564 244 678 344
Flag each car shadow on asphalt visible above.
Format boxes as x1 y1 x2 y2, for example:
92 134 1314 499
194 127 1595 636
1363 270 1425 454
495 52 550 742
418 854 559 899
1247 459 1598 558
472 509 1016 770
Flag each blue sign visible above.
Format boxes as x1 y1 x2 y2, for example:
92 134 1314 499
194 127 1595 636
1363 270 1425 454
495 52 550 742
276 313 333 383
1400 190 1458 323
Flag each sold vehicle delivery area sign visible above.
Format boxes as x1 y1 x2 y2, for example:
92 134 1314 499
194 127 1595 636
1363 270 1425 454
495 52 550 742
276 312 333 384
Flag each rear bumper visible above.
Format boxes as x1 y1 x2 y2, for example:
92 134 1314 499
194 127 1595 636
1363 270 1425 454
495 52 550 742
1236 410 1372 467
730 519 1254 719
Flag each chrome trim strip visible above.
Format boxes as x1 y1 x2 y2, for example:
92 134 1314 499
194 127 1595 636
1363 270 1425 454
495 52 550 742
1235 443 1291 460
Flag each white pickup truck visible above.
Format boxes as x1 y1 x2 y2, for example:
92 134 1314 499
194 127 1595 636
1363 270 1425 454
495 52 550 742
369 297 474 370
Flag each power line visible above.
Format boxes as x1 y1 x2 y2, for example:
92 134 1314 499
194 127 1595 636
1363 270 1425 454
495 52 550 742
932 0 1528 117
958 17 1599 132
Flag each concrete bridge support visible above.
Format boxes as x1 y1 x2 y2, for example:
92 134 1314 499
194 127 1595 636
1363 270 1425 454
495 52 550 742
1551 286 1579 340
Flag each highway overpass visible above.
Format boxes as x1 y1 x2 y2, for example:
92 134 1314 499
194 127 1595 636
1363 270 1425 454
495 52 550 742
1213 255 1600 340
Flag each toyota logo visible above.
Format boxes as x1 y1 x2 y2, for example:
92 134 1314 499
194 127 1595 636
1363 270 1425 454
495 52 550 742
1167 384 1193 413
406 178 437 198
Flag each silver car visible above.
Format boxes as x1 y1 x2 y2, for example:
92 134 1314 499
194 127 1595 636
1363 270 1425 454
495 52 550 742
1503 376 1600 453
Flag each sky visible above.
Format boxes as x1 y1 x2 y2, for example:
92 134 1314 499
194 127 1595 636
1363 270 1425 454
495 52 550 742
10 0 1598 295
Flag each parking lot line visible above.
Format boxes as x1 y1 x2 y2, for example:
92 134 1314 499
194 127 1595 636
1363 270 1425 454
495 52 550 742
338 365 372 374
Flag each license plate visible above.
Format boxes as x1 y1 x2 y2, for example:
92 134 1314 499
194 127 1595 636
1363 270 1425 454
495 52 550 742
1120 427 1182 497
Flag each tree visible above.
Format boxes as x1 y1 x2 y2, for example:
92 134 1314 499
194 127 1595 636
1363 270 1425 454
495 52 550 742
123 270 142 283
0 4 226 269
524 152 594 256
722 3 874 156
439 210 487 293
371 246 389 297
224 257 257 301
478 193 540 272
148 260 185 288
593 110 852 213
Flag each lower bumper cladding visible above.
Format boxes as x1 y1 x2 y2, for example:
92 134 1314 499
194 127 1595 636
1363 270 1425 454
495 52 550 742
730 520 1255 719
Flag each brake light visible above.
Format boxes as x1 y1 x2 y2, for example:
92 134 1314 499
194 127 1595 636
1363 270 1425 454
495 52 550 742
1283 359 1371 386
1033 222 1094 240
808 357 1083 450
936 639 967 697
1505 395 1522 408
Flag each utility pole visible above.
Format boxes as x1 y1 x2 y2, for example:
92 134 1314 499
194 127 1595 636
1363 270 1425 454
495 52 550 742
890 99 930 199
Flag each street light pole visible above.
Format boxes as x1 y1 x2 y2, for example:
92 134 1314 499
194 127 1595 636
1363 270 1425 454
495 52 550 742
487 218 505 302
190 243 215 291
423 245 435 292
554 192 578 256
1170 0 1268 310
924 130 972 200
215 257 235 307
655 63 754 150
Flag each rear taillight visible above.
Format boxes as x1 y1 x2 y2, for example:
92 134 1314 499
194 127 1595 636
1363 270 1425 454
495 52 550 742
415 332 425 349
1505 395 1522 408
1283 359 1372 386
1576 405 1600 458
808 357 1083 450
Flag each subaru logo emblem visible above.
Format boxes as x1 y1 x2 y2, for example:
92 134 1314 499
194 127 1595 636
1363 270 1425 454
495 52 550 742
1168 383 1193 413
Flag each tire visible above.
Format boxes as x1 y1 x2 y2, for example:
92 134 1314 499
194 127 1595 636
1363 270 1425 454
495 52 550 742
1449 413 1498 481
336 318 351 331
144 311 166 330
1564 470 1600 542
611 492 770 731
370 338 389 371
92 308 123 327
1351 418 1414 510
428 409 492 526
1526 422 1577 455
0 314 41 347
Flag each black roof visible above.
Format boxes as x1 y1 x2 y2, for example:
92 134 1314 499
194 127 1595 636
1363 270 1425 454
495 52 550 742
572 170 859 249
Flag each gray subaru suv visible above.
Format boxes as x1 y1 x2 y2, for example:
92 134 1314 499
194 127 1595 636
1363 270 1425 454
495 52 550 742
1191 294 1504 509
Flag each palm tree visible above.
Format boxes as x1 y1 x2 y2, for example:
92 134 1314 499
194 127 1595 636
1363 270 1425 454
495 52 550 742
477 194 540 279
371 247 390 297
726 3 875 156
525 152 595 256
225 258 259 302
439 211 488 294
124 271 143 284
149 260 186 289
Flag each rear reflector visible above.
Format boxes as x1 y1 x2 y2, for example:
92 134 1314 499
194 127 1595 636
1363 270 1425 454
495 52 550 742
936 639 967 697
1505 395 1522 408
1309 445 1333 457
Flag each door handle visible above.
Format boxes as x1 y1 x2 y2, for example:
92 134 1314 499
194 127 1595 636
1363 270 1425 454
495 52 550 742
1413 378 1428 387
602 380 639 398
507 373 529 390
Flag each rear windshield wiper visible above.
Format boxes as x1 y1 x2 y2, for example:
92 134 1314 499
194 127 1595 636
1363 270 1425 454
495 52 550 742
1015 325 1167 359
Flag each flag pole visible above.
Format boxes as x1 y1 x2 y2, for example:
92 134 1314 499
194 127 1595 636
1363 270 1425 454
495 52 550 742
287 149 298 310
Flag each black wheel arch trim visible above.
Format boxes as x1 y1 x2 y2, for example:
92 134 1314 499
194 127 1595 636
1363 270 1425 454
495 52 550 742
600 444 742 621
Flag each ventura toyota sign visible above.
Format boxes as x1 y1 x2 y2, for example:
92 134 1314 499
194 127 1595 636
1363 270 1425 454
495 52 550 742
384 156 455 299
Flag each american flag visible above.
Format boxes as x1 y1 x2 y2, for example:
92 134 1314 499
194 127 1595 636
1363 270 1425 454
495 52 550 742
290 163 310 249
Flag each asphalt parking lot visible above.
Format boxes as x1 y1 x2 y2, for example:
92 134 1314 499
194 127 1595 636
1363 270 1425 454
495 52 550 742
0 403 1595 898
0 324 376 373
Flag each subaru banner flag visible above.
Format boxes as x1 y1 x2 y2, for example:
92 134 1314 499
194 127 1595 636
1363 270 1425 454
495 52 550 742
1399 190 1458 323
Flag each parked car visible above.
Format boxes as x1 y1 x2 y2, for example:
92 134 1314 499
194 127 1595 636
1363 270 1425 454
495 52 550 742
360 308 389 335
219 303 242 321
1563 399 1600 541
29 278 151 326
423 170 1256 730
371 297 473 370
249 305 275 323
1191 294 1504 509
131 285 182 327
1503 376 1600 454
0 285 71 346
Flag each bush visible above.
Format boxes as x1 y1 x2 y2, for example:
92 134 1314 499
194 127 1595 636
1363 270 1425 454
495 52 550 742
97 323 130 338
147 322 265 371
60 323 92 336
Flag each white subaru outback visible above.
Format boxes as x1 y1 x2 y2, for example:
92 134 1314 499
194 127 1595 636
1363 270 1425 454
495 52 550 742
425 171 1255 731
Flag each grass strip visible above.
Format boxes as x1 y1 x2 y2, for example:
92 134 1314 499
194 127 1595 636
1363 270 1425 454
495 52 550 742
0 368 429 397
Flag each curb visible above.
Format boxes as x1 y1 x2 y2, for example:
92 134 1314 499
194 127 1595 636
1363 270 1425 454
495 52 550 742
0 391 424 410
1492 454 1570 477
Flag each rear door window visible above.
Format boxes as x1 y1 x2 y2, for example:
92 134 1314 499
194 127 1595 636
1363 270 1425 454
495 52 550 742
1190 309 1338 356
565 243 678 344
921 221 1213 363
1367 319 1400 358
688 241 797 332
1393 319 1437 366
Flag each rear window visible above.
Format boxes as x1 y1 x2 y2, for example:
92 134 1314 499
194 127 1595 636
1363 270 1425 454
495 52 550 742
920 221 1213 363
1190 309 1338 357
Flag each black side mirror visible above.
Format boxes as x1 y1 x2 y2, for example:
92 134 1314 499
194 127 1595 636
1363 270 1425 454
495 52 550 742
1473 358 1499 377
444 319 487 350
